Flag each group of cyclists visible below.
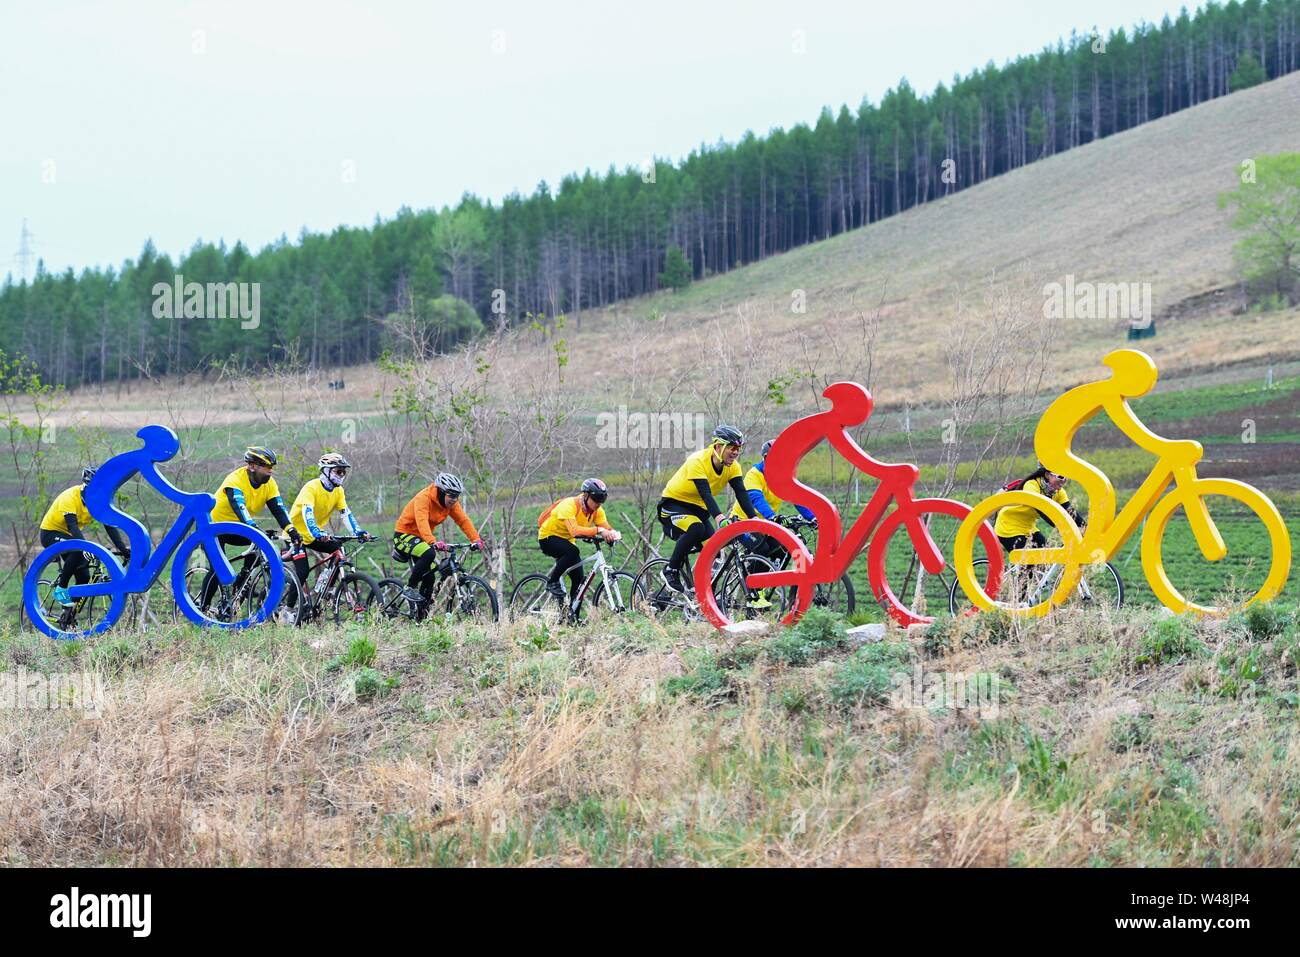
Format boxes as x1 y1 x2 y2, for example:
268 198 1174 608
37 420 1079 623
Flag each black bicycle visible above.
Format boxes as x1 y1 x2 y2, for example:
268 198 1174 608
377 542 499 623
187 526 304 626
763 514 856 614
631 521 784 624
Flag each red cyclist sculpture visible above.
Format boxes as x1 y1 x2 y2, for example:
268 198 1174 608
694 382 1003 628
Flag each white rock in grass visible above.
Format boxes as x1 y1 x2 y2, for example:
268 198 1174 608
723 620 772 638
846 623 887 644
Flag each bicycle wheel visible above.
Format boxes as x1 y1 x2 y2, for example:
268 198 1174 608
953 492 1081 617
868 498 1003 626
711 551 783 624
693 519 811 628
631 558 701 623
431 574 499 623
808 573 855 615
510 573 567 624
376 576 424 621
24 542 126 640
1142 477 1291 615
588 571 645 619
171 523 286 628
1076 561 1124 611
333 570 380 624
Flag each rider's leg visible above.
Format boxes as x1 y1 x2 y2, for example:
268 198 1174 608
404 539 437 593
42 530 88 589
660 500 714 582
540 535 579 601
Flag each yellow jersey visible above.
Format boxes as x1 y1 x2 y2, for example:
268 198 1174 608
290 477 348 544
661 447 742 510
40 485 93 535
210 467 283 524
994 479 1071 538
730 464 783 520
538 495 609 541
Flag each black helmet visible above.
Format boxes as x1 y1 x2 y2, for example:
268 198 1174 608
761 440 774 458
81 466 97 483
711 425 745 448
580 477 608 503
244 446 278 467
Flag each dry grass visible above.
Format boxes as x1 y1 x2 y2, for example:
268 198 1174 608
3 601 1297 867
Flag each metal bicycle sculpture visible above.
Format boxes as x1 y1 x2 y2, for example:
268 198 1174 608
953 350 1292 617
23 425 284 639
694 382 1004 630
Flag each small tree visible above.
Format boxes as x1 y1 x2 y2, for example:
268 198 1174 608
1218 153 1300 307
1229 52 1267 92
660 245 692 292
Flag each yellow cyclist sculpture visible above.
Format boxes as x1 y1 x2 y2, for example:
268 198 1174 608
954 349 1291 617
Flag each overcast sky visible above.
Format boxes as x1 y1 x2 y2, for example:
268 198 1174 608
3 0 1197 277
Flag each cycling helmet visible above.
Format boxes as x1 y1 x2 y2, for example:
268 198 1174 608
580 477 608 503
711 425 745 448
319 452 351 471
244 446 278 467
435 472 464 495
81 466 97 483
761 440 774 458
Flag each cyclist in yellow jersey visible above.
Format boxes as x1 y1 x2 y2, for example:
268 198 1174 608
657 425 757 592
288 453 374 587
537 478 621 606
992 464 1084 552
200 447 300 605
39 466 131 607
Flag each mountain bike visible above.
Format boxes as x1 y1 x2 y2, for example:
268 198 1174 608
289 535 382 625
509 537 645 624
377 542 499 623
761 514 855 615
947 554 1124 615
632 522 784 624
187 526 304 627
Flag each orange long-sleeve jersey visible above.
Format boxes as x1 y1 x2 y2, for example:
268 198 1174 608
394 483 481 543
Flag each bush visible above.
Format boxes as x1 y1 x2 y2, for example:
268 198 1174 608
828 642 914 711
1136 617 1205 667
326 636 378 672
354 667 398 701
1244 602 1290 642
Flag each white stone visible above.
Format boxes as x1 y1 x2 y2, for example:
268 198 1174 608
846 623 887 644
722 620 772 638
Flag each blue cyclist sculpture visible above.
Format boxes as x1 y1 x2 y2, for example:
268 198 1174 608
23 425 284 639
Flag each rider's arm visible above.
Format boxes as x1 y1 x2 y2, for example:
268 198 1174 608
266 494 292 530
104 524 130 556
301 504 328 539
225 487 256 525
63 514 86 540
338 505 363 537
564 517 598 538
692 478 723 519
746 487 777 520
795 504 816 521
414 489 437 542
729 477 757 519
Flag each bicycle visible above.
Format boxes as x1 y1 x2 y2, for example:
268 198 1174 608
948 539 1124 615
186 526 304 627
377 542 499 623
762 514 856 615
23 425 287 640
289 535 382 625
34 548 128 636
509 537 645 624
632 520 785 625
953 455 1290 619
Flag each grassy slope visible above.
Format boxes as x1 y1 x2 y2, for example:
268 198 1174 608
3 603 1298 866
